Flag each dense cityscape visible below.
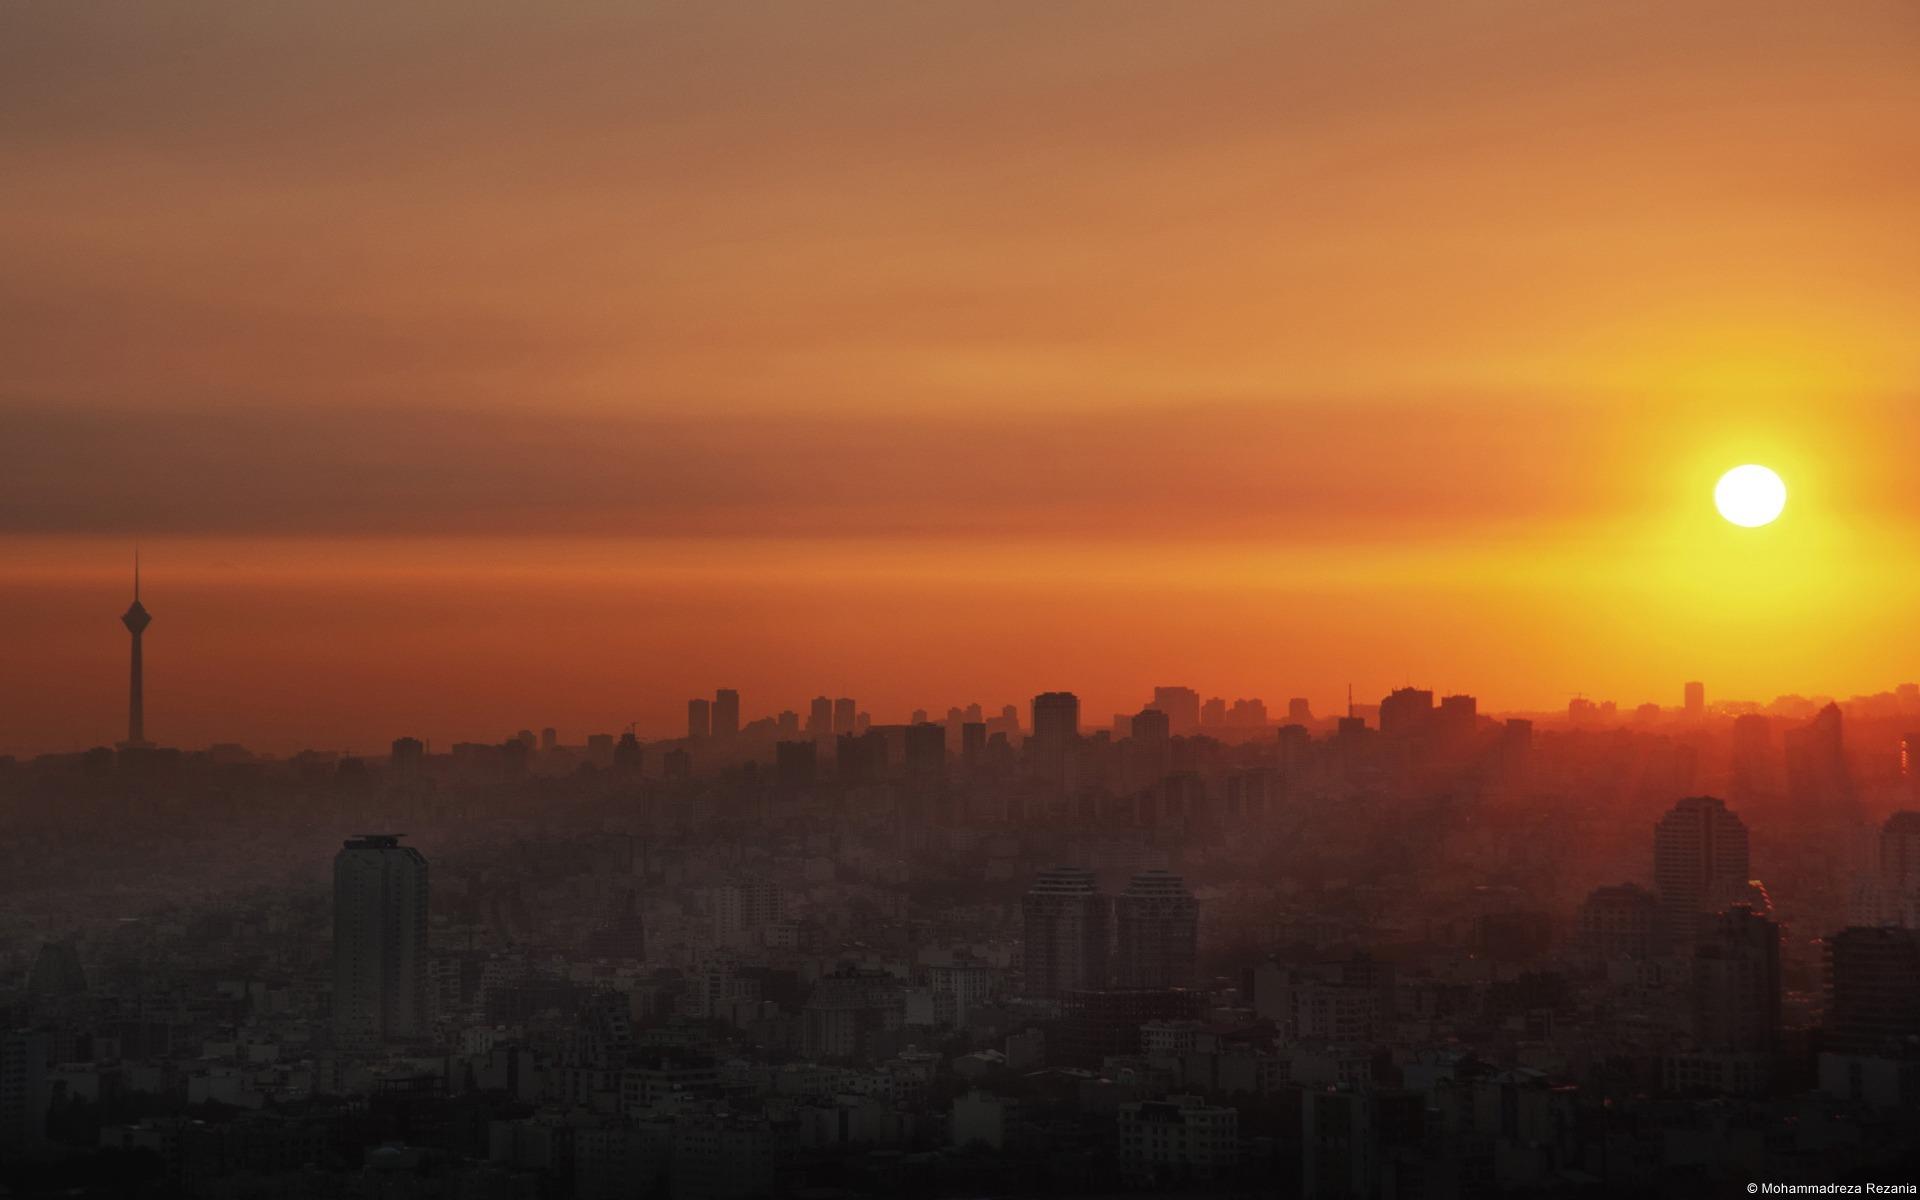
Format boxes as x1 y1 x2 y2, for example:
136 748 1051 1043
3 576 1919 1198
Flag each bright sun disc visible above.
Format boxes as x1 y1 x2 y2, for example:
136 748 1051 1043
1714 464 1786 527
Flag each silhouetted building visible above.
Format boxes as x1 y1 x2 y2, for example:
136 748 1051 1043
832 697 856 735
712 688 740 739
1115 870 1198 989
613 732 643 774
687 698 711 741
1378 687 1433 738
333 835 429 1044
1685 680 1705 717
1654 796 1750 950
1152 687 1201 736
1 1030 50 1161
1576 883 1658 961
1786 702 1850 814
1692 907 1780 1051
960 721 987 762
1031 692 1080 752
775 740 816 791
1022 868 1108 1000
1058 988 1197 1064
390 737 425 770
1287 697 1313 723
807 696 832 735
905 722 945 776
1825 926 1920 1056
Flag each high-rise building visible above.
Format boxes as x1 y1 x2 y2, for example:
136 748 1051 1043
1785 702 1850 811
1031 692 1080 752
118 552 153 749
1824 926 1920 1055
960 721 987 762
1151 687 1201 736
687 698 712 740
1576 883 1658 961
775 740 816 790
807 696 833 735
1114 870 1199 989
1287 697 1313 723
539 727 557 752
1732 714 1773 802
1691 906 1781 1051
1435 694 1477 742
1653 796 1751 950
905 722 945 775
832 697 857 735
1378 688 1434 738
333 835 429 1043
1685 680 1706 717
1022 867 1109 999
712 689 740 739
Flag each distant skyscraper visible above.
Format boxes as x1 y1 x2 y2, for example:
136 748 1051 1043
832 697 856 734
1732 714 1773 803
1114 870 1198 989
1287 697 1313 723
808 696 833 734
1151 687 1201 736
333 835 428 1043
687 697 712 740
119 552 152 749
1022 867 1109 999
539 727 558 752
1576 883 1658 961
712 689 740 738
1653 796 1751 950
1684 680 1706 717
960 721 987 762
1378 687 1434 738
1785 702 1850 813
1031 692 1080 751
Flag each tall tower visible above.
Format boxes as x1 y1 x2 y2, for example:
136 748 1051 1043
119 551 152 749
333 835 429 1044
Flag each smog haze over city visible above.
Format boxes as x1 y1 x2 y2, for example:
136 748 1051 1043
3 3 1920 1199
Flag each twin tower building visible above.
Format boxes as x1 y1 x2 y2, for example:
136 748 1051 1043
1022 867 1200 999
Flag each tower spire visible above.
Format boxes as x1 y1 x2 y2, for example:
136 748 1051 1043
120 549 153 750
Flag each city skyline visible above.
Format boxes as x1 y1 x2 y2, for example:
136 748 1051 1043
0 556 1912 757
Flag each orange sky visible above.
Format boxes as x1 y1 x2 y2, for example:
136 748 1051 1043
2 1 1918 753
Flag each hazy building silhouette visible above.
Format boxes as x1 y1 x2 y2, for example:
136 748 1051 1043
333 835 429 1044
960 721 986 762
1577 882 1658 961
1824 926 1920 1055
1731 714 1773 803
713 688 740 739
687 698 712 741
1654 796 1751 951
389 736 425 771
776 739 816 790
807 696 832 735
1378 687 1434 738
1 1030 50 1160
539 727 558 752
1031 692 1080 752
119 552 153 749
1151 687 1201 736
1287 697 1313 723
1692 906 1781 1051
1685 680 1706 717
832 697 856 735
1785 702 1850 814
1022 867 1109 1000
1114 870 1199 989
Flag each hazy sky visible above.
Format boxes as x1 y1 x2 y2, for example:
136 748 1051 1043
4 1 1918 752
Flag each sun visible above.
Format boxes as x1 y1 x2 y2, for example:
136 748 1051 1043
1714 464 1787 527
